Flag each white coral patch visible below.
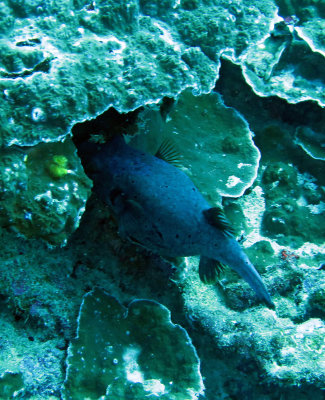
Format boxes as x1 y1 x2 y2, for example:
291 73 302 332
238 163 252 168
31 107 46 122
143 379 166 396
122 347 144 383
153 21 181 52
226 175 242 188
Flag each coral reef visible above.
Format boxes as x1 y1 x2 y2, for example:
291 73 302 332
178 254 325 393
62 288 204 400
239 22 325 106
236 0 325 106
261 161 325 248
0 371 24 398
164 90 261 199
0 0 324 399
127 89 261 203
0 139 92 245
276 0 325 55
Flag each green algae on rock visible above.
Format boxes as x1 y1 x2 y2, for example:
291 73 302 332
0 138 92 245
62 288 204 400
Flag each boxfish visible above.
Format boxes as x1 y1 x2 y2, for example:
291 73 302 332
78 135 274 308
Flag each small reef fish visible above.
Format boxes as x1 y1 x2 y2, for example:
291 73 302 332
78 135 274 308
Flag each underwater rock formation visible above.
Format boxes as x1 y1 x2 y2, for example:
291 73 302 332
234 0 325 106
261 161 325 248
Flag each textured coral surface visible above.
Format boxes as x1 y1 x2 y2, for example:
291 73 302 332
63 288 204 399
0 1 325 399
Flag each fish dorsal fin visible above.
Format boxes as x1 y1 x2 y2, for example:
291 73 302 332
203 207 235 238
155 139 182 167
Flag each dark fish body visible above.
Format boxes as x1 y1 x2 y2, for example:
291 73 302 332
80 136 274 308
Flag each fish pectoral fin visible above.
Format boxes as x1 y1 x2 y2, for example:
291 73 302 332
124 199 145 217
128 235 145 247
199 256 226 284
118 199 146 228
112 190 145 219
155 139 183 167
203 207 235 238
109 187 124 206
116 199 146 241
